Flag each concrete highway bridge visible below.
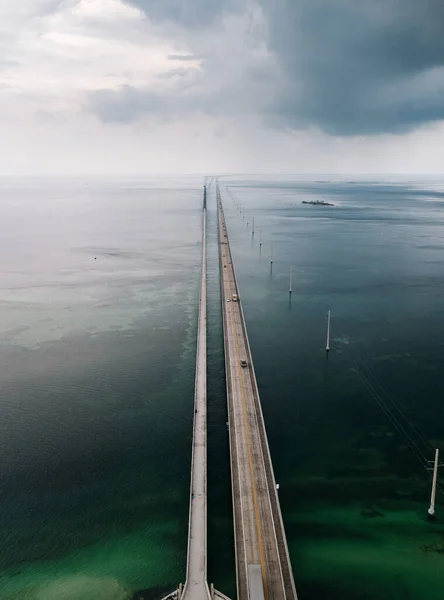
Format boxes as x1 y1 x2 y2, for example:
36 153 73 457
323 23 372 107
162 180 297 600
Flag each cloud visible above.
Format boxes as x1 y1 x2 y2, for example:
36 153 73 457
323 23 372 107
157 67 198 79
167 54 196 61
35 109 67 123
87 85 167 122
122 0 444 136
11 0 444 138
0 59 20 70
0 0 177 120
1 0 444 176
123 0 244 29
86 3 274 124
258 0 444 134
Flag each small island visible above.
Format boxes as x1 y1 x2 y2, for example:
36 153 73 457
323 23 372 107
302 200 335 206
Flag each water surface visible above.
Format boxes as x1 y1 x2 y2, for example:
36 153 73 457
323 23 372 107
222 175 444 600
0 177 202 599
1 175 444 600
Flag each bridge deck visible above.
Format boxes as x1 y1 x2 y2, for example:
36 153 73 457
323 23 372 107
217 185 297 600
182 207 211 600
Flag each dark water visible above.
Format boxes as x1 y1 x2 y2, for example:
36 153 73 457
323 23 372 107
223 176 444 600
0 178 201 599
0 176 443 599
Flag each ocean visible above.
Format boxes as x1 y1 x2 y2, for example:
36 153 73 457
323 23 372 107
0 175 443 599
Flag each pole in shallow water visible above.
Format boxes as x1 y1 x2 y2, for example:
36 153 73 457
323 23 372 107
428 448 440 519
326 310 331 353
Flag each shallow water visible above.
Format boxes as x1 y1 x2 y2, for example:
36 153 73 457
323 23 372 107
0 176 443 599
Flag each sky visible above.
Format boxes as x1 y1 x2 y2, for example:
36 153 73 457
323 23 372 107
0 0 444 175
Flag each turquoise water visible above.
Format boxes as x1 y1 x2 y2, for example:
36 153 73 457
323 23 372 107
0 176 443 599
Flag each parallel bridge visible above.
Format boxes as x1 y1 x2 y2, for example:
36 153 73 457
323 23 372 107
164 180 297 600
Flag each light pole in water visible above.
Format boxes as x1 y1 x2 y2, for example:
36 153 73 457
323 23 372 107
428 448 440 519
326 310 331 353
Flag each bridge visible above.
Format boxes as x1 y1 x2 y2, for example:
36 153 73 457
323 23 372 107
181 188 211 600
163 180 297 600
217 184 297 600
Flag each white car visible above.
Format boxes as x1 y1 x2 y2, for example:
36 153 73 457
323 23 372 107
226 297 231 302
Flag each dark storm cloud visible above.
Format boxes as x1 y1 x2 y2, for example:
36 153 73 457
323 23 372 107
259 0 444 134
98 0 444 135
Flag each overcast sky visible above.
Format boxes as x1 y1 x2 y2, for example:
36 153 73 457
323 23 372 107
1 0 444 175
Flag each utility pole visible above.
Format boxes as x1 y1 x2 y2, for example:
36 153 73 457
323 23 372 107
326 310 331 353
428 448 440 518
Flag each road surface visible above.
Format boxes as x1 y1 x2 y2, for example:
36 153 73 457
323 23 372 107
182 206 211 600
217 184 298 600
